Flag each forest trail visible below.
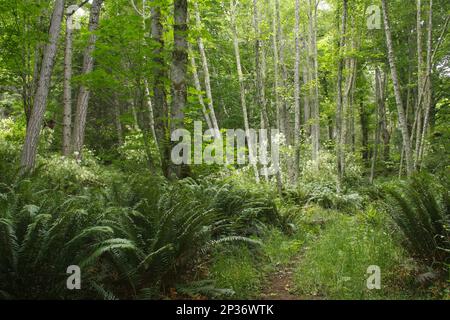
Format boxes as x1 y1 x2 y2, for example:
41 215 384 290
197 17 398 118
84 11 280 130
260 254 320 300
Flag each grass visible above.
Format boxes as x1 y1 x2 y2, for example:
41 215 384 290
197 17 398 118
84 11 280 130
209 245 264 299
206 226 305 299
293 211 412 300
262 228 303 267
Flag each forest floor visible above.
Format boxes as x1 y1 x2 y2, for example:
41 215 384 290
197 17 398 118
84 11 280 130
260 254 302 300
260 254 324 300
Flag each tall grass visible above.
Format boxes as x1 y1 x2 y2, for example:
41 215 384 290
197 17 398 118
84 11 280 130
294 215 406 299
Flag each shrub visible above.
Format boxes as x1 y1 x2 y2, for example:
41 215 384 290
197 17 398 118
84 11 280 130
385 174 450 270
210 181 282 235
0 165 265 299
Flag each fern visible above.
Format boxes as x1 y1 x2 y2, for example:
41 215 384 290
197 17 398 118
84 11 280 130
386 174 449 269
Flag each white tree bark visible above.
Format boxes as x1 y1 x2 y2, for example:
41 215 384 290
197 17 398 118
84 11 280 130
271 0 282 135
276 0 289 145
231 0 260 182
336 0 347 190
309 0 320 166
253 0 269 128
293 0 301 183
381 0 414 176
194 1 220 138
418 0 433 166
414 0 424 167
302 38 310 134
189 44 213 131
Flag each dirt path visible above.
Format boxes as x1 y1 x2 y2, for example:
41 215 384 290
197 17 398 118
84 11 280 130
260 255 324 300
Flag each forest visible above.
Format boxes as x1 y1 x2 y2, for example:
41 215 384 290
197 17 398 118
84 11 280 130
0 0 449 300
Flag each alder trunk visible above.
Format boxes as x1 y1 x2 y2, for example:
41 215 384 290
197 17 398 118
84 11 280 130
20 0 65 171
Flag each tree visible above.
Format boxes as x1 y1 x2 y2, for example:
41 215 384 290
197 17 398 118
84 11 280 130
253 0 269 130
309 0 320 167
169 0 188 178
20 0 65 171
72 0 104 159
150 0 169 174
194 1 220 138
230 0 259 182
414 0 425 168
418 0 434 166
189 43 214 131
62 6 75 156
271 0 282 135
293 0 301 183
336 0 348 191
381 0 414 176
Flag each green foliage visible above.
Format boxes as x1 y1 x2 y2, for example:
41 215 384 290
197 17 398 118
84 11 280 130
281 151 366 212
385 174 450 269
209 245 263 299
210 179 282 235
262 228 303 267
1 0 449 301
175 280 235 299
294 214 407 300
0 140 281 299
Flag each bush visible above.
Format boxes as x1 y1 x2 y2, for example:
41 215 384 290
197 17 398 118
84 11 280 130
0 159 272 299
385 174 450 270
210 180 282 235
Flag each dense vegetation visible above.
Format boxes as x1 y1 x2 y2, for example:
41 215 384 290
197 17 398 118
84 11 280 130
0 0 449 300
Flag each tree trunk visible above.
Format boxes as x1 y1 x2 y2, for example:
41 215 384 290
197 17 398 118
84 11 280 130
309 0 320 167
370 69 383 184
144 79 158 146
63 8 75 156
20 0 65 172
189 44 213 131
231 0 259 182
72 0 104 159
194 1 220 138
381 0 414 176
151 2 169 175
113 92 123 145
360 101 369 163
377 69 390 162
276 0 289 145
336 0 347 191
342 57 356 153
293 0 301 183
272 0 282 134
302 38 310 136
418 0 433 166
169 0 188 178
253 0 269 128
271 0 283 193
414 0 424 168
